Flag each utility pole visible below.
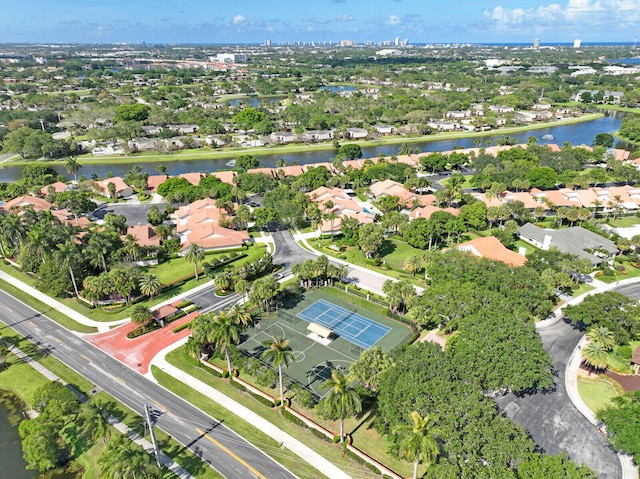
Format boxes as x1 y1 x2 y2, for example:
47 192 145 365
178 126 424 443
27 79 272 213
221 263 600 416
38 118 45 131
144 404 161 467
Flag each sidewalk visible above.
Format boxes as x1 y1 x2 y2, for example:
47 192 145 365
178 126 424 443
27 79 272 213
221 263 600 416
2 339 194 479
148 339 352 479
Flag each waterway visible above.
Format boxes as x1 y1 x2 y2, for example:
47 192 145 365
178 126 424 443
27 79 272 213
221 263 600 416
0 111 628 182
0 396 36 479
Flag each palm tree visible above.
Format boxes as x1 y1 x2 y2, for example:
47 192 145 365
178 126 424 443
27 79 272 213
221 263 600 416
0 342 9 370
404 255 422 277
65 156 81 181
87 233 111 273
582 341 609 370
25 225 49 264
184 242 205 281
234 278 250 304
139 273 162 300
393 411 443 479
214 270 234 292
586 326 616 351
261 336 295 402
319 369 362 443
209 311 241 373
228 303 253 328
56 241 81 297
131 304 153 327
79 397 111 444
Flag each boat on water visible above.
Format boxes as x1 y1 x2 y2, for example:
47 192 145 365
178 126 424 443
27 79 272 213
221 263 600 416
542 134 554 140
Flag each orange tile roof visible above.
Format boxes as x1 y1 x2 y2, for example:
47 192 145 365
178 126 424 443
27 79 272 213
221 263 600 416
246 167 275 177
98 177 130 194
181 223 249 250
318 211 374 233
146 175 168 192
1 195 52 213
40 181 67 196
126 225 161 247
409 205 460 220
456 236 527 267
211 170 238 185
179 172 204 186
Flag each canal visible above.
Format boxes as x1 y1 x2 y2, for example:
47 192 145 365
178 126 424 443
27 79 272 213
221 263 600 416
0 111 628 182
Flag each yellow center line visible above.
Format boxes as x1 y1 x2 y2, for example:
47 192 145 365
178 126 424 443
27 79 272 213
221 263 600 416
196 427 266 479
152 399 167 411
5 307 12 312
53 337 62 344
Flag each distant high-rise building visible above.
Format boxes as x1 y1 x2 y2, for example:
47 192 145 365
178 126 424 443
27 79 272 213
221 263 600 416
264 39 271 46
395 37 399 46
533 38 540 48
573 39 582 48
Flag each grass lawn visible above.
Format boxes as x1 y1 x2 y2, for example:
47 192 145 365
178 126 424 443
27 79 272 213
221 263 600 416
577 377 619 414
161 348 409 478
596 262 640 284
312 237 428 288
606 216 640 228
0 349 51 407
606 341 640 374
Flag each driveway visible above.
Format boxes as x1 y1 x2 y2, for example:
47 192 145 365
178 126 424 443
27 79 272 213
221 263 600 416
494 317 621 478
92 202 168 226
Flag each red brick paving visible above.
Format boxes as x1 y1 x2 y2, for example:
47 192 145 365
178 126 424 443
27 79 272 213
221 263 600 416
85 311 199 374
605 370 640 393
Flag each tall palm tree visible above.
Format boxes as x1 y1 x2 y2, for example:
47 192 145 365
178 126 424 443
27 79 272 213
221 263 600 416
214 270 233 292
79 397 111 444
261 336 295 402
319 369 362 443
234 278 250 304
209 311 241 373
65 156 81 181
393 411 443 479
87 233 111 273
184 242 205 281
25 225 49 264
139 273 162 300
56 241 81 297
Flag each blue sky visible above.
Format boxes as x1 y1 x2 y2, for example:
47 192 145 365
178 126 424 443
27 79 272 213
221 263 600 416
1 0 638 44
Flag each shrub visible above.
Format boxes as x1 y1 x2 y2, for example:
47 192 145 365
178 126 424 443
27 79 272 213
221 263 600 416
617 345 633 361
293 388 314 409
344 449 381 474
281 407 306 427
172 321 192 333
176 300 193 309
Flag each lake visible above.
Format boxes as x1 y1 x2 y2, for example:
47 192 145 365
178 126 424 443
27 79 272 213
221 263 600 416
0 397 36 479
0 111 628 182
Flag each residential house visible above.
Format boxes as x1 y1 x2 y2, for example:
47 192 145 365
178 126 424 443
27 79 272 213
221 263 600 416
146 175 168 194
211 170 238 185
345 128 368 139
179 172 204 186
456 236 527 267
97 177 133 198
167 124 199 135
270 131 298 144
518 223 618 265
205 135 227 147
40 181 68 196
445 110 472 120
141 125 163 136
125 225 162 247
307 186 374 234
128 137 159 152
409 205 460 220
374 125 395 135
301 129 334 142
428 120 459 131
0 195 52 214
369 179 434 208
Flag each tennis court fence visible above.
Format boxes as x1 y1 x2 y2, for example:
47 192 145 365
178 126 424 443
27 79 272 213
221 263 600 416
277 308 301 325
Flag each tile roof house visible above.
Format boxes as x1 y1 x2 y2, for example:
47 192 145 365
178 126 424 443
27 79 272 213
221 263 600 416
409 205 460 220
146 175 168 194
174 198 248 251
307 186 375 234
518 223 618 265
369 179 434 207
0 195 52 214
97 177 133 198
39 181 68 196
179 172 204 186
211 170 238 185
456 236 527 267
126 225 162 247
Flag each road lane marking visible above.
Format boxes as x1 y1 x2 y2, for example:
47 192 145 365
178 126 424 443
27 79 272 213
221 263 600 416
53 337 62 344
5 307 12 312
80 355 92 362
152 399 167 412
114 376 126 385
196 427 266 479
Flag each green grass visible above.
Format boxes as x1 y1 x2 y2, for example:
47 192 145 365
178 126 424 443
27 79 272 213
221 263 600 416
577 377 619 414
606 216 640 228
0 350 50 407
596 262 640 284
159 348 398 478
310 237 427 288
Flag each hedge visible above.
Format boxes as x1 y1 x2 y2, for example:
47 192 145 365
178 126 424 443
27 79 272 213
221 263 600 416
344 448 382 475
281 407 306 427
172 321 192 333
175 299 193 309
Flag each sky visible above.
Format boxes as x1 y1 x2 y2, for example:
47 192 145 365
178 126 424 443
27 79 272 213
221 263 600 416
1 0 639 45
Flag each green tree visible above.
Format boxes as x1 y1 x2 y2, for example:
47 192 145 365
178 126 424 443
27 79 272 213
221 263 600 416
114 104 150 123
592 133 614 148
261 336 295 402
209 311 241 373
598 390 640 465
130 304 153 327
586 325 616 351
64 156 81 181
338 143 363 160
56 241 81 297
581 341 609 370
358 223 384 259
98 435 163 479
184 242 204 281
317 369 362 444
393 411 443 479
518 453 597 478
404 255 423 277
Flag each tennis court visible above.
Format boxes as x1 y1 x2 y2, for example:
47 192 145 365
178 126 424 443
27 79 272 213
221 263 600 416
297 299 390 349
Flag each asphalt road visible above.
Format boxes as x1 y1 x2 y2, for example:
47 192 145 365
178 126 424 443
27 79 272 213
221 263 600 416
272 230 389 293
0 290 296 479
92 202 168 226
495 317 621 478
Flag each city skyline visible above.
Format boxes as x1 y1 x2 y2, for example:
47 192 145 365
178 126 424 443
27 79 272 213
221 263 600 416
0 0 639 45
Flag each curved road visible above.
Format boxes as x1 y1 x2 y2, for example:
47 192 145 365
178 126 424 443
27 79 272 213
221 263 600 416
0 290 297 479
494 316 621 478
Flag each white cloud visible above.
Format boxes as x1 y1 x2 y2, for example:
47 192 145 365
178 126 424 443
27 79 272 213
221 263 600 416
336 14 355 22
386 14 401 25
232 14 245 25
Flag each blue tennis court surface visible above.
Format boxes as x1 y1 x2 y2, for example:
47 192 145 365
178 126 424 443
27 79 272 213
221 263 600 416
297 299 390 349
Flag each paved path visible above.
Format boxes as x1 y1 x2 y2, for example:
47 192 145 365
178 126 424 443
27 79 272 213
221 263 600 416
148 339 352 479
0 338 194 479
